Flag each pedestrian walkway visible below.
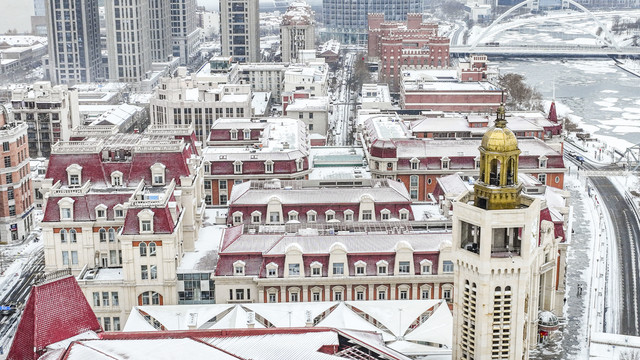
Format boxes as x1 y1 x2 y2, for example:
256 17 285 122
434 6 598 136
531 176 593 359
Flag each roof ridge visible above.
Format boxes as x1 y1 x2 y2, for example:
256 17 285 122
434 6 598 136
263 234 287 255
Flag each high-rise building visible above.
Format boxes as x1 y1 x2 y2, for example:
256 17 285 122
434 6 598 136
148 0 173 63
322 0 422 44
220 0 260 63
45 0 103 84
170 0 201 66
280 2 315 63
105 0 152 83
451 106 567 359
0 111 34 244
10 82 80 158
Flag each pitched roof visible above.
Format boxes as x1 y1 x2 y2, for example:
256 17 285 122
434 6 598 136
8 276 101 360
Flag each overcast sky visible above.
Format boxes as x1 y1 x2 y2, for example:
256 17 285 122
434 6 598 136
197 0 322 11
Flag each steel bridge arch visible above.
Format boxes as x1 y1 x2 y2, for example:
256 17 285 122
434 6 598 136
470 0 620 50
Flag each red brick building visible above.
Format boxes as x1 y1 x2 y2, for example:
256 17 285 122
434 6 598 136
368 13 450 91
203 118 312 206
0 113 34 242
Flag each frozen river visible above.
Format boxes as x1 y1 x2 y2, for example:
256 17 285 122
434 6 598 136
495 58 640 148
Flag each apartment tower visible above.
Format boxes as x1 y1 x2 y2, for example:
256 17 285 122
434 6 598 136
220 0 260 63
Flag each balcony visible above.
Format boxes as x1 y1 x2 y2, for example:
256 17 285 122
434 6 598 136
491 247 521 258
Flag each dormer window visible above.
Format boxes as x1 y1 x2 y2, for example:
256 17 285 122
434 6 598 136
420 259 433 274
114 205 125 219
232 211 243 225
307 210 317 223
204 162 211 174
399 208 409 221
96 204 107 219
380 209 391 221
310 261 322 276
230 129 238 140
441 157 450 170
325 210 336 222
66 164 82 187
243 129 251 139
288 210 299 222
344 209 354 222
474 156 480 169
58 197 74 220
377 260 388 275
355 260 366 275
234 160 243 174
264 160 274 174
410 157 419 170
251 211 262 224
296 158 304 171
233 260 245 276
539 156 548 168
138 209 154 233
266 262 278 277
111 171 123 186
150 163 166 186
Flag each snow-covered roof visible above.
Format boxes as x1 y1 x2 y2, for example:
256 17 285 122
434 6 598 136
287 97 329 112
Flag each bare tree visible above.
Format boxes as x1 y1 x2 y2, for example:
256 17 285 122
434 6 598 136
497 73 543 111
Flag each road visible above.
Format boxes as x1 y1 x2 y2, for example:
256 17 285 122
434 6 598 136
0 248 44 348
569 151 640 336
329 52 356 146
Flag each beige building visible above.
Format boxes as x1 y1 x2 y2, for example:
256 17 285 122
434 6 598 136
220 0 260 63
40 126 205 330
280 2 316 63
451 106 567 359
284 96 329 136
283 62 329 97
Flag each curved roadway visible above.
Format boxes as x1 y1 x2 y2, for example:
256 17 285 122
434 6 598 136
571 152 640 336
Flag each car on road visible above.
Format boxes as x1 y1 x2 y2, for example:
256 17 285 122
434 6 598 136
566 151 576 157
0 303 17 316
575 155 585 162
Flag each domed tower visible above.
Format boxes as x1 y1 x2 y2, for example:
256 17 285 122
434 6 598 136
474 104 522 210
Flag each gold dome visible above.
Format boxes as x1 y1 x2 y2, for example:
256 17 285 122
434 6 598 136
480 103 518 152
481 126 518 152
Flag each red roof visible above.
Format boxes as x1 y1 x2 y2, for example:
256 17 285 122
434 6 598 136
7 276 101 360
122 206 177 235
548 101 558 123
42 193 132 223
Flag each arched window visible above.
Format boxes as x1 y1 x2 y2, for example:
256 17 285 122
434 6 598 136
149 242 157 256
138 291 162 305
140 242 147 256
108 228 116 242
99 228 107 242
70 229 77 243
60 229 67 243
490 158 501 186
507 158 516 185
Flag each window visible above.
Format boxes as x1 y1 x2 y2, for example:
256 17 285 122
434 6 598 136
313 292 321 301
268 293 277 303
399 209 409 221
333 289 343 301
264 160 274 173
230 129 238 140
268 267 277 277
149 242 157 256
332 263 344 275
421 259 432 274
140 242 147 256
443 288 452 301
71 251 78 265
102 292 110 306
251 211 261 224
311 261 322 276
61 207 72 219
307 210 317 223
296 158 304 171
399 261 410 274
377 261 388 275
410 157 419 170
103 318 111 331
151 163 166 185
70 229 77 243
399 290 408 299
233 160 243 174
362 210 372 221
234 260 245 275
555 176 560 184
325 210 335 222
243 129 251 139
110 250 117 265
111 292 119 306
538 174 547 184
269 212 280 223
288 210 298 222
381 209 390 221
109 228 116 242
289 263 300 276
150 265 157 279
377 289 387 300
60 229 68 243
539 157 548 168
93 292 100 306
235 289 245 300
442 260 454 273
5 174 12 183
7 188 13 200
62 251 69 265
139 209 154 233
441 157 450 169
141 220 151 232
114 207 124 218
219 180 227 190
344 210 354 222
69 175 79 185
2 142 8 152
111 171 123 186
113 317 121 331
290 291 299 302
141 265 148 280
355 261 366 275
421 287 431 299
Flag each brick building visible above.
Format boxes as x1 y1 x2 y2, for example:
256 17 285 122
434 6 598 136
368 13 450 91
203 118 311 206
0 113 34 243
